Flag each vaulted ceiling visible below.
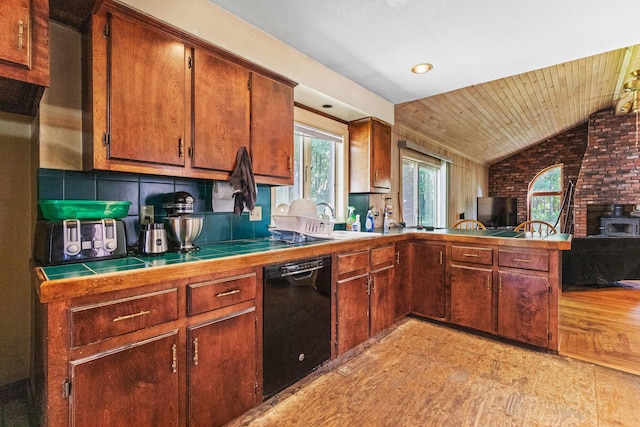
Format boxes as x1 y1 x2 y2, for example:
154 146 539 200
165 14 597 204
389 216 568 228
207 0 640 165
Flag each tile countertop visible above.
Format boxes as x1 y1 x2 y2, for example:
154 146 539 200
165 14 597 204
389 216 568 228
37 227 572 282
33 228 571 303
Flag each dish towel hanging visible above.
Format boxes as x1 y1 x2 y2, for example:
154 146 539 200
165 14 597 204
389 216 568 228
229 146 257 216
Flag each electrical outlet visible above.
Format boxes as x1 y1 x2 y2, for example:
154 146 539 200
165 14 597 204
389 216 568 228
141 205 154 225
249 206 262 221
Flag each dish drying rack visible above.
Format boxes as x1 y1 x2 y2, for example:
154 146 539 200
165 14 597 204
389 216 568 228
270 215 334 242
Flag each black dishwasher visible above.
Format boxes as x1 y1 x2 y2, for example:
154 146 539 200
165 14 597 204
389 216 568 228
263 256 332 399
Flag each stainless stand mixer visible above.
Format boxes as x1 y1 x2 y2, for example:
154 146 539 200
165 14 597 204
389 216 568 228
162 191 204 253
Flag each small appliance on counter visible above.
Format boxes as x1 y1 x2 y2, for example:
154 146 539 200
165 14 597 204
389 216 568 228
34 200 131 266
138 223 168 255
162 191 203 253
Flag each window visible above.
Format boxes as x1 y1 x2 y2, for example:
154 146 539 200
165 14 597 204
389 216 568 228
272 119 346 220
528 164 562 224
401 155 447 228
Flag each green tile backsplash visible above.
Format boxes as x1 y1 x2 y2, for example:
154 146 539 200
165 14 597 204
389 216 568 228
37 168 273 246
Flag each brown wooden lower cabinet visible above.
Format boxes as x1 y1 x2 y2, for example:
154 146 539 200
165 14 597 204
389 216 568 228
38 269 260 427
497 271 550 347
70 332 179 427
336 244 395 355
410 242 446 320
188 307 257 426
450 264 494 333
394 243 412 320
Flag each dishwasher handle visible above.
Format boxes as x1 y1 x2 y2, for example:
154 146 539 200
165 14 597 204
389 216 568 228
281 265 323 279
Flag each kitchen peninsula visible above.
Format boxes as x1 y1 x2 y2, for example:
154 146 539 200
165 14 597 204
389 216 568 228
33 228 570 426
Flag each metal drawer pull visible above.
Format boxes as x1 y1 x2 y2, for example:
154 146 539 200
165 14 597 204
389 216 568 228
193 338 199 365
113 310 150 322
463 253 479 257
216 289 241 298
513 258 531 263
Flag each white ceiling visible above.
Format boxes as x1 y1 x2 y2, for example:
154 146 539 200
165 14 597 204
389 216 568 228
208 0 640 164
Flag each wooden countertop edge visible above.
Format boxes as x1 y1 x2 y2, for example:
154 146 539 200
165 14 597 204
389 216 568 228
35 231 571 303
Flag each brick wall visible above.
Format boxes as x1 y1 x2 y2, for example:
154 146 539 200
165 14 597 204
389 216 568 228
573 109 640 236
488 123 588 225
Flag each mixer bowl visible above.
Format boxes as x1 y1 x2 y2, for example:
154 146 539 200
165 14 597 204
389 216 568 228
164 216 204 251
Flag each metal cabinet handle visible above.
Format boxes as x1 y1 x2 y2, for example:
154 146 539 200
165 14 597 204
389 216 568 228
486 275 491 291
113 310 150 322
439 250 443 265
216 289 241 298
18 20 24 50
396 251 400 264
512 258 531 263
463 253 479 258
193 338 199 365
499 276 503 292
171 344 177 373
178 137 184 158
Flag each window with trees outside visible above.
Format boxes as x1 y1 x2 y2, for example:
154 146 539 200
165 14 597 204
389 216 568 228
528 164 563 225
272 122 345 220
401 155 447 228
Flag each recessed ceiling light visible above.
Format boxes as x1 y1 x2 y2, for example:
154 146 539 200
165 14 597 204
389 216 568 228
411 63 433 74
322 104 333 109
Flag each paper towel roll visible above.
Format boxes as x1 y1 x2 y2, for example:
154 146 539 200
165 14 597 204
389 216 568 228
212 181 236 212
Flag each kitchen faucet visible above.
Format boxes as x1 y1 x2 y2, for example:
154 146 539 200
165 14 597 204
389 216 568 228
316 202 335 220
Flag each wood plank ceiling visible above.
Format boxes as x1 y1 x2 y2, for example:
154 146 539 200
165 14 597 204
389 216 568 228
395 47 640 166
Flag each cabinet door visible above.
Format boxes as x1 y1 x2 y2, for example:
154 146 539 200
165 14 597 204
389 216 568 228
108 13 187 166
371 119 391 191
498 272 549 347
450 265 493 333
336 274 370 355
394 243 412 320
370 265 395 336
0 0 48 115
411 243 446 319
0 0 31 68
250 72 294 183
192 49 250 173
349 118 391 193
70 332 179 427
188 307 257 427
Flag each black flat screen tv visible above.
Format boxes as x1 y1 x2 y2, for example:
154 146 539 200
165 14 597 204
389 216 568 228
477 197 517 228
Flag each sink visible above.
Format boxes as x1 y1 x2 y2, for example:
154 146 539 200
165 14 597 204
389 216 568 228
329 230 377 240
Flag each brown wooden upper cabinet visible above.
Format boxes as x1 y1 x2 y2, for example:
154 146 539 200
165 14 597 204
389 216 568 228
192 49 250 174
83 1 296 184
0 0 50 116
250 72 294 185
348 117 392 193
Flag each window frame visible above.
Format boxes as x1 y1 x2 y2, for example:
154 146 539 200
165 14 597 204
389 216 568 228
271 107 348 222
400 152 447 228
527 164 563 224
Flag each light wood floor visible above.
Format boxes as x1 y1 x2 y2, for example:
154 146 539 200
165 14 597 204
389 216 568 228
559 286 640 376
229 318 640 426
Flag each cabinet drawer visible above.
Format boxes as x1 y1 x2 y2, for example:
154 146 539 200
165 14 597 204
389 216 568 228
451 245 493 265
70 289 178 347
371 245 395 270
498 250 549 272
188 272 257 316
337 250 369 278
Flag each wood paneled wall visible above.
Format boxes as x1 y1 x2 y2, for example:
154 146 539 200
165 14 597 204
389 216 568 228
378 124 488 227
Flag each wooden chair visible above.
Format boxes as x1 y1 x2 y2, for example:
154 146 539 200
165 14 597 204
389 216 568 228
452 219 486 230
514 220 557 235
